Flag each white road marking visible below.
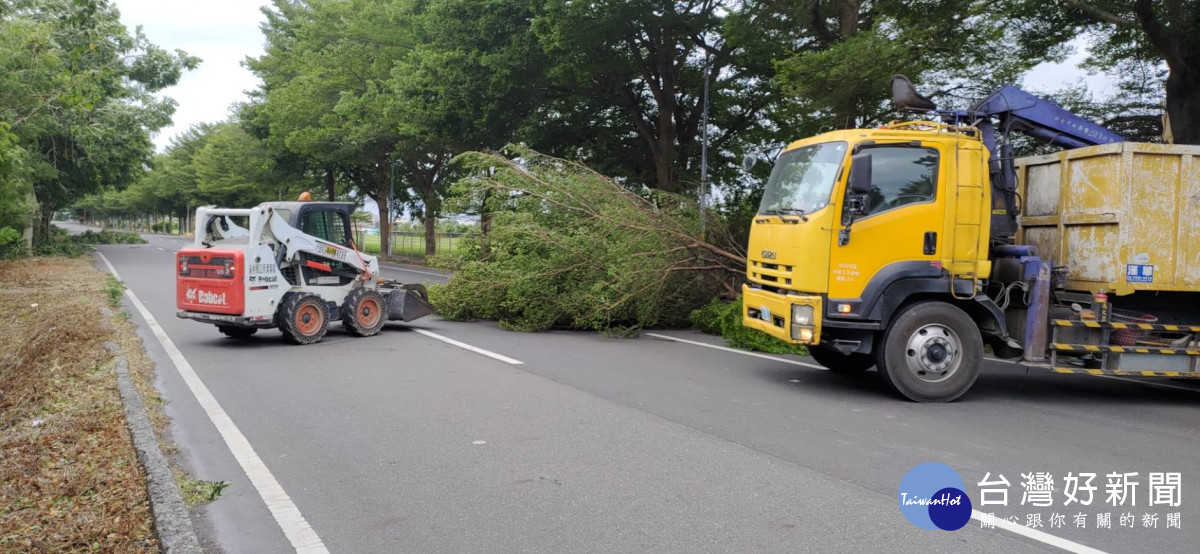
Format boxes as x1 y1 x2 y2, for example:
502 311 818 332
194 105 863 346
95 252 329 554
972 510 1106 554
414 329 523 365
380 264 448 278
644 333 826 370
156 247 167 252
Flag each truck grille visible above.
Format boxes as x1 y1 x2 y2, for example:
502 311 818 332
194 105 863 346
749 260 794 287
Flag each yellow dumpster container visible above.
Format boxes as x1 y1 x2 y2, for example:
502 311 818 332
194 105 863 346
1015 142 1200 295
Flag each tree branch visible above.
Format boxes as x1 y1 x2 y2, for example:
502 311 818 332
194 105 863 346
1065 0 1136 26
1131 0 1182 67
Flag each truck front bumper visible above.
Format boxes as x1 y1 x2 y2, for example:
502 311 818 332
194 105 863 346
177 310 274 328
741 284 822 345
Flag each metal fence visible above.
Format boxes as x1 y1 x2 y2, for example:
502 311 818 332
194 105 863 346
354 230 466 258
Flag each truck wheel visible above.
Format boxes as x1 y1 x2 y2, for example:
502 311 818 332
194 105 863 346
342 288 386 337
809 346 875 374
876 301 981 402
218 325 257 339
278 293 329 345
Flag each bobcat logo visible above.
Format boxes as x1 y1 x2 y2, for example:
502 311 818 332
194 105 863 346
185 287 226 306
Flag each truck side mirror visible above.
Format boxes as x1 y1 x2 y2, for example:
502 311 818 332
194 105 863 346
840 152 873 246
848 152 872 195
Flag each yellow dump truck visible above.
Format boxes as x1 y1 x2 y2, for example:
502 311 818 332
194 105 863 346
742 77 1200 401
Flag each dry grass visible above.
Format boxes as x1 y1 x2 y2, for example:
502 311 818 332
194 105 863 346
0 257 159 553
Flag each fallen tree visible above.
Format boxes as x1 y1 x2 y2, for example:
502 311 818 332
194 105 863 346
428 145 746 334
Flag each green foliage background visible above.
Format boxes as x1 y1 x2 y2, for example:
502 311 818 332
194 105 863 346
690 297 808 355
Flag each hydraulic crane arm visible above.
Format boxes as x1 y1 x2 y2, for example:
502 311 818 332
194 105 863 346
972 85 1125 149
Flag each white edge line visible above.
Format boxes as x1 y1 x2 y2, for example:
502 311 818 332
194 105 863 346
414 328 524 365
380 264 448 278
984 357 1200 393
644 333 827 370
971 510 1107 554
650 333 1108 552
95 252 329 554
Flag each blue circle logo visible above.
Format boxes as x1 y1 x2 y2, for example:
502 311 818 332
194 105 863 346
898 462 973 530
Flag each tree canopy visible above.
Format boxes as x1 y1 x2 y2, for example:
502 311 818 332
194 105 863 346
998 0 1193 143
61 0 1178 257
0 0 197 242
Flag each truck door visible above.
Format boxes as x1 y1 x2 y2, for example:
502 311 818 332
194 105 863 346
828 143 945 310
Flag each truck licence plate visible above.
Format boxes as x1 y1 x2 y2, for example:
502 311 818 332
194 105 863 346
760 306 771 322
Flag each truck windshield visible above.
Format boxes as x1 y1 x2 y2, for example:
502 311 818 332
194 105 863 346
757 142 847 216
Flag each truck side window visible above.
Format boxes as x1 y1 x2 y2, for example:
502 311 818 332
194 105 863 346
861 146 939 216
300 210 349 246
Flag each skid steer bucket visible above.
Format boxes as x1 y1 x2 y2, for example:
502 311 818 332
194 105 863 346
387 284 435 322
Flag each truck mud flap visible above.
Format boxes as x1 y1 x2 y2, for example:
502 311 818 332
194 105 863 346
387 284 435 322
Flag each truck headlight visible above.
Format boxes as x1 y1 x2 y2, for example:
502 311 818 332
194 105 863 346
791 304 813 326
793 326 814 342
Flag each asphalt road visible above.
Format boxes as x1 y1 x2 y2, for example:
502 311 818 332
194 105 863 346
61 223 1199 553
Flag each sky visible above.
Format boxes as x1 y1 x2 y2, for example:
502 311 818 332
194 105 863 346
115 1 1114 153
114 0 274 151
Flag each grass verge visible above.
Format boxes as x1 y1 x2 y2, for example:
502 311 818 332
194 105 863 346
0 256 214 551
359 234 462 257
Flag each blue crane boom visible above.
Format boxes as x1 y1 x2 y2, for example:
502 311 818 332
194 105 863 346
971 85 1125 149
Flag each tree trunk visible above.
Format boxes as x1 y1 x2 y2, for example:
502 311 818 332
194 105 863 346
480 187 492 260
34 202 54 245
653 148 677 193
378 190 391 258
654 91 679 192
325 168 336 201
1165 66 1200 144
416 176 438 257
424 208 436 257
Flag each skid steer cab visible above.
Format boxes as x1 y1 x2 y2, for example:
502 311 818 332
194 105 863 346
176 201 433 344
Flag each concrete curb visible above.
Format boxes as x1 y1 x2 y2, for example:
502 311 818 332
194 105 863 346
104 340 203 554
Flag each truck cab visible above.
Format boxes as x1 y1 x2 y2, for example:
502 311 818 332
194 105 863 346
743 122 1007 402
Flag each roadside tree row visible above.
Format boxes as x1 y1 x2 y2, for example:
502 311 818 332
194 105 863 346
60 0 1190 256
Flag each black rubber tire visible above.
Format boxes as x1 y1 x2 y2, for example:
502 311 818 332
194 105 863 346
217 325 257 339
809 346 875 374
876 301 982 402
278 292 329 345
342 288 387 337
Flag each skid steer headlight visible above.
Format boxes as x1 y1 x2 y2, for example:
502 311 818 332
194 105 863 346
791 304 813 326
